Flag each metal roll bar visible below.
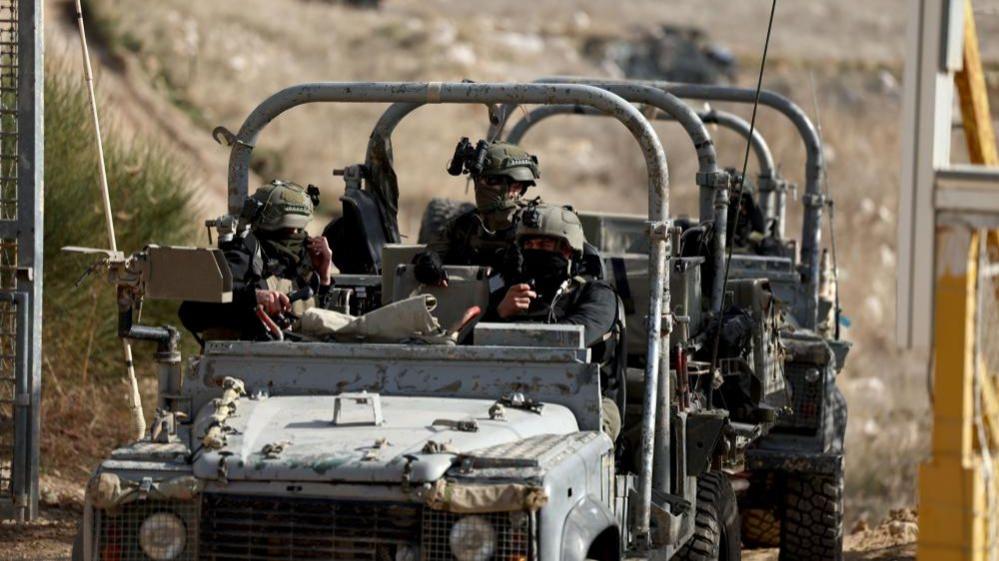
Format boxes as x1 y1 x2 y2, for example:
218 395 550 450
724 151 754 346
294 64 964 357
505 104 776 184
224 81 669 543
526 77 825 329
504 103 783 238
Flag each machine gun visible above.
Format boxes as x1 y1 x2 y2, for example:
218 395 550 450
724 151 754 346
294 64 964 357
65 245 233 436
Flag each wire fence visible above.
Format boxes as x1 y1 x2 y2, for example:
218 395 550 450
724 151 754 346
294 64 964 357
0 0 16 508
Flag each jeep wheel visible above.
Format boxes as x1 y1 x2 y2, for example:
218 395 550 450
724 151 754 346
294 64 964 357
676 471 740 561
779 471 844 561
418 197 474 243
741 507 780 548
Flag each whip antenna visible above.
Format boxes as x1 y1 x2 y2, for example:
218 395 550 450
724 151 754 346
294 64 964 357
809 71 842 339
73 0 146 439
709 0 779 378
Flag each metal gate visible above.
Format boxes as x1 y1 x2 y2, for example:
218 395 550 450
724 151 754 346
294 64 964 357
0 0 41 523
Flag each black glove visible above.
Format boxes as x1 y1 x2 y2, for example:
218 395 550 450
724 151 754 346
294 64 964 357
413 251 448 285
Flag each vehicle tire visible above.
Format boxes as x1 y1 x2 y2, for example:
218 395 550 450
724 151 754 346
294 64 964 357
741 507 780 548
417 198 474 244
779 471 844 561
676 471 740 561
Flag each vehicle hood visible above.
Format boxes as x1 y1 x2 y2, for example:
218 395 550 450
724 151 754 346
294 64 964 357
191 394 578 483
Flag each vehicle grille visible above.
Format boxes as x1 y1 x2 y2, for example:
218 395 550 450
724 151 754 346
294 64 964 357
95 499 200 561
200 494 421 561
422 510 532 561
777 364 823 432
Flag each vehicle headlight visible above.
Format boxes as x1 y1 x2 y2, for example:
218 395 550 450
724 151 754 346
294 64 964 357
449 515 496 561
138 512 187 560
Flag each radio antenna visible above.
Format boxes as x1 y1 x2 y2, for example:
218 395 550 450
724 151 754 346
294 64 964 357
73 0 146 440
709 0 779 380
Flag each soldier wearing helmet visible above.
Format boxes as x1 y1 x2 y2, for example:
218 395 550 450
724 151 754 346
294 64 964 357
486 203 617 345
412 139 541 286
179 180 334 341
484 203 621 439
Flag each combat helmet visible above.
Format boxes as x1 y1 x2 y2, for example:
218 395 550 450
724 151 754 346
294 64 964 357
244 180 316 231
517 204 586 255
448 138 540 186
480 141 540 185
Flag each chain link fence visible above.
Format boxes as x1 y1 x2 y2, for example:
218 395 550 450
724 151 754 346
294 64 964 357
0 0 17 513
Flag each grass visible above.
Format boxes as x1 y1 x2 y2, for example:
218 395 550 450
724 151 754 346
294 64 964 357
41 62 195 479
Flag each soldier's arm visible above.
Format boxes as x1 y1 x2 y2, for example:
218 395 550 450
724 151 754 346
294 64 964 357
223 242 262 310
558 281 619 347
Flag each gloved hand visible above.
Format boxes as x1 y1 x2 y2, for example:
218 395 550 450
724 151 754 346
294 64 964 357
412 251 448 287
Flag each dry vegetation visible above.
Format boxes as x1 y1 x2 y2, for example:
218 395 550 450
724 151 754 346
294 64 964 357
40 61 196 481
31 0 999 547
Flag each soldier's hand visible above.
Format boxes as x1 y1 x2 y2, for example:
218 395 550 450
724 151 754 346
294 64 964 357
498 283 536 319
256 289 291 316
307 236 333 285
413 251 448 287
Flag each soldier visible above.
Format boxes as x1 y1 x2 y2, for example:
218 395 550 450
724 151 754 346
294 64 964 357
484 203 621 440
412 139 540 286
179 180 334 341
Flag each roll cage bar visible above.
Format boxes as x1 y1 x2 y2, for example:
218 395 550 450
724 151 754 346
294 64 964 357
505 77 826 330
222 81 673 544
503 103 779 222
365 85 732 319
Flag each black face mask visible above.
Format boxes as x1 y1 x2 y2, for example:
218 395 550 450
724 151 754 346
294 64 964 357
521 249 570 297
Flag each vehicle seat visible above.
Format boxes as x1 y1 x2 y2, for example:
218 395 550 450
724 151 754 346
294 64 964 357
602 254 705 358
323 187 390 275
579 242 606 280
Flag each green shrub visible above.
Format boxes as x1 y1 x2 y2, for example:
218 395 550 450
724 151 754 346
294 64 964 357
42 64 195 476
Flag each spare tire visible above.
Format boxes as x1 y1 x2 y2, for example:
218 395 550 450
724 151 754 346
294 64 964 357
742 507 780 548
418 198 475 244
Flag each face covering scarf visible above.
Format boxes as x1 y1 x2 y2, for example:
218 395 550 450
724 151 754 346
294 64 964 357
255 229 310 278
475 181 520 231
521 249 571 299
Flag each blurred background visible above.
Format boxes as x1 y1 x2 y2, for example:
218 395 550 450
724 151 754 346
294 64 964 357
12 0 999 558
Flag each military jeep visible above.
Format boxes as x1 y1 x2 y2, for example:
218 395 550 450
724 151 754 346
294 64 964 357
73 80 843 561
416 78 852 560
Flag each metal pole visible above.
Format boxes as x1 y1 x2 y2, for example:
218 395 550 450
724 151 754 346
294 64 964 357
9 0 43 522
6 293 27 522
